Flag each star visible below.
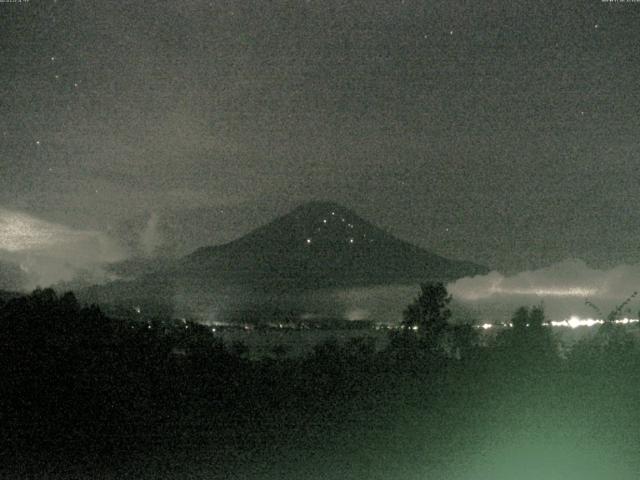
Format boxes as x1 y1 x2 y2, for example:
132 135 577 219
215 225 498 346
35 140 41 145
50 56 55 62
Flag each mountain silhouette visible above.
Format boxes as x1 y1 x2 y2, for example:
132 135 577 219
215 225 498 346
173 201 487 290
81 202 488 322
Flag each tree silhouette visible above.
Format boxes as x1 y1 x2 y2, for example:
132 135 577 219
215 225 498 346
449 323 479 360
528 305 545 330
584 292 638 358
399 282 452 356
511 306 529 331
497 305 556 366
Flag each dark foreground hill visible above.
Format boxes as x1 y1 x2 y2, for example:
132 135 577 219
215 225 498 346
0 289 20 305
3 290 640 479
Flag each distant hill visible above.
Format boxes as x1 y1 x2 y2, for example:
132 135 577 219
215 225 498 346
83 201 488 322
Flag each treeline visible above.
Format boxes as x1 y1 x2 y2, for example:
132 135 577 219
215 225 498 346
2 285 640 477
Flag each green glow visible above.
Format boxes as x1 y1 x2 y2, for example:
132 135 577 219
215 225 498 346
461 427 636 480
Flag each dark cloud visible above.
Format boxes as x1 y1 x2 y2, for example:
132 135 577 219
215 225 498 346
2 0 639 274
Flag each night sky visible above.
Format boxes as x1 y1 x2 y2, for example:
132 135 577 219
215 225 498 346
2 0 640 276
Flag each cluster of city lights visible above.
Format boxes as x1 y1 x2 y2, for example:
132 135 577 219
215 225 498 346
551 316 640 329
478 316 640 330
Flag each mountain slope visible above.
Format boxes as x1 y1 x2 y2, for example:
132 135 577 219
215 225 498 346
175 201 487 289
81 201 488 322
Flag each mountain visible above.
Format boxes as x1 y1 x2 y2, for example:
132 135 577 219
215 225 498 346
177 201 487 289
82 201 488 323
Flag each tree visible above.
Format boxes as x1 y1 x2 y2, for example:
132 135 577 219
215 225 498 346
511 306 529 331
497 305 556 365
449 323 479 360
528 305 545 330
584 292 638 358
402 282 452 351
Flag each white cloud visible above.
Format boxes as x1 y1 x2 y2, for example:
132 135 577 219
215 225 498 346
140 212 162 257
447 259 640 322
0 207 125 289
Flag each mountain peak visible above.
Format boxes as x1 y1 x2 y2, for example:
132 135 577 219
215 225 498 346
255 200 378 251
290 200 353 217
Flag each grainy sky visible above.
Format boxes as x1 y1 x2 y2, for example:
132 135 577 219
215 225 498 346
2 0 640 272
